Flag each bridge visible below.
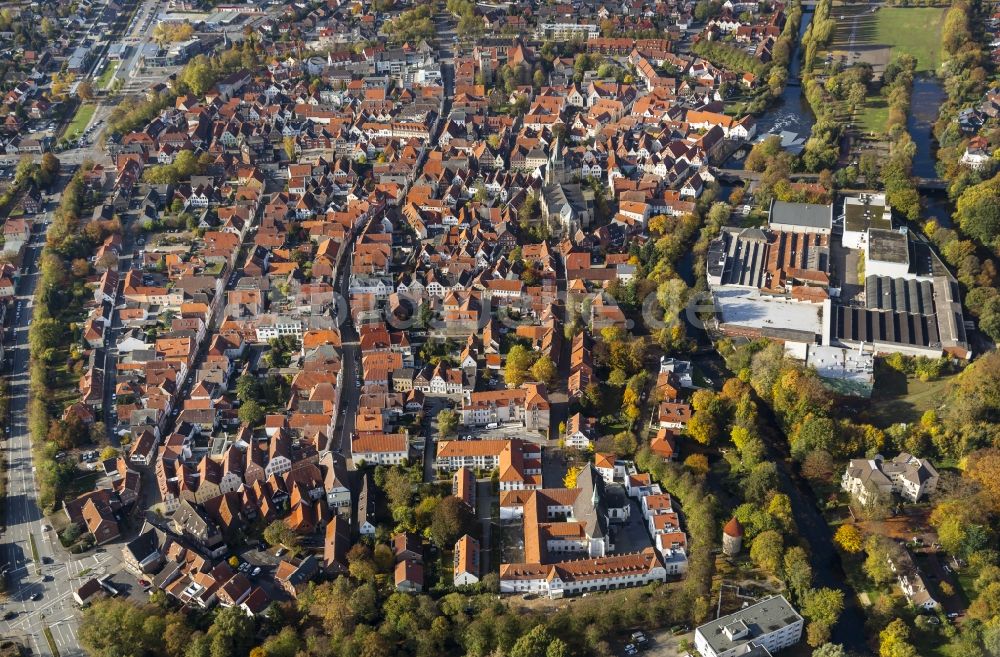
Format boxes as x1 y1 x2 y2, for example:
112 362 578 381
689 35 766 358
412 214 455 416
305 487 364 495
712 168 947 192
914 177 948 191
713 168 822 183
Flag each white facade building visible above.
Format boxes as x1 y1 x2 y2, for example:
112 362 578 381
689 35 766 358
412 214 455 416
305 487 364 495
694 595 803 657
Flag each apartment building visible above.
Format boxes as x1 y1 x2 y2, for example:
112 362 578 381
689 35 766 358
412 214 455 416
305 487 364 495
695 595 803 657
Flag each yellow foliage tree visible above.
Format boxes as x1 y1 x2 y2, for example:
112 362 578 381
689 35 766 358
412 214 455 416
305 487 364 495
966 448 1000 511
684 454 709 476
622 387 639 407
687 413 716 445
834 524 864 554
563 466 580 489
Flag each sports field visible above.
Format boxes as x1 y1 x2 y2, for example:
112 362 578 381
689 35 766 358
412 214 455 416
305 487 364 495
873 7 946 73
826 6 945 74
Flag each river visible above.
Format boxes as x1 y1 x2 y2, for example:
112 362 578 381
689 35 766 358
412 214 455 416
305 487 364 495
908 77 945 179
907 76 953 226
754 10 817 137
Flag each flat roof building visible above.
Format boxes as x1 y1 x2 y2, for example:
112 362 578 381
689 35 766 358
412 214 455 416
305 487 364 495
768 199 832 235
843 193 892 250
695 595 803 657
866 228 910 278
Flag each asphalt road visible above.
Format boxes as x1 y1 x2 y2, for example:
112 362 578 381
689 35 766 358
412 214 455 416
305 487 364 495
0 185 88 657
333 237 359 459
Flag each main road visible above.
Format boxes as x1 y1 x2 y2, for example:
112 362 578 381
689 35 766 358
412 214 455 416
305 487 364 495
0 174 118 657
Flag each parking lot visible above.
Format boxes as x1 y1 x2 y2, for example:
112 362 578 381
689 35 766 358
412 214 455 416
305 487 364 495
643 630 695 657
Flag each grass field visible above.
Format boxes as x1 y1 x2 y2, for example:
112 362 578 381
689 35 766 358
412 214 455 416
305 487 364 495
63 103 96 142
873 7 946 73
865 367 954 427
95 61 119 90
822 6 946 134
856 96 889 135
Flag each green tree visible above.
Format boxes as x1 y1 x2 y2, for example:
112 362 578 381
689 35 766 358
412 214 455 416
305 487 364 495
383 466 415 511
956 174 1000 245
263 520 298 551
438 408 459 439
812 645 848 657
509 625 552 657
79 598 161 657
235 375 259 403
802 587 845 630
260 627 301 657
207 606 254 657
749 530 784 574
430 495 474 548
783 546 813 602
238 399 265 427
505 344 538 388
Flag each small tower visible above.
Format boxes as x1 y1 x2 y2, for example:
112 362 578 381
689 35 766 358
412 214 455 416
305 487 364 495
723 517 744 557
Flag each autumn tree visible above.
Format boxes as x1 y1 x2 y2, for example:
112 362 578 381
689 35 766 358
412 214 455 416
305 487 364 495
347 543 377 582
879 619 917 657
966 448 1000 511
529 354 557 386
687 413 717 446
834 524 864 554
684 454 709 477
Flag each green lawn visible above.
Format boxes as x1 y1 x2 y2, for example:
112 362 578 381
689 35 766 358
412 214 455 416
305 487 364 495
874 7 946 73
856 96 889 135
95 61 119 90
64 103 96 142
864 368 955 428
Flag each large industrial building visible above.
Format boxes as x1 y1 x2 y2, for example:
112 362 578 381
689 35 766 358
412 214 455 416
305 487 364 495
705 194 971 360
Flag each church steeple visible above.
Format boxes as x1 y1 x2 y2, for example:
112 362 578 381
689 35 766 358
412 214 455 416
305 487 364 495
546 136 564 185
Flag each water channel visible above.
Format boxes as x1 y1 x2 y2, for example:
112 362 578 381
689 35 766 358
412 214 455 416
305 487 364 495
909 77 953 226
755 9 817 137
